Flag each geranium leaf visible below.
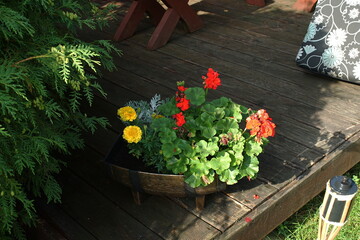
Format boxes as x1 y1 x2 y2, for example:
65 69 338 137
202 127 216 139
189 160 209 175
166 157 188 174
178 140 195 158
151 117 174 130
228 102 243 121
219 168 239 185
184 173 203 188
185 87 205 106
200 112 216 123
158 98 179 116
215 118 238 131
210 97 229 107
158 128 177 144
239 155 259 178
162 142 180 158
208 152 231 172
245 141 263 156
196 140 218 157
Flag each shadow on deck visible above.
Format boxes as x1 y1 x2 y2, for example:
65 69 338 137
36 0 360 239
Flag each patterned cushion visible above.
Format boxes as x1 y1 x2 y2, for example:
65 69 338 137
296 0 360 84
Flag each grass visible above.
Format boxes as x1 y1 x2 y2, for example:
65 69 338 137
265 163 360 240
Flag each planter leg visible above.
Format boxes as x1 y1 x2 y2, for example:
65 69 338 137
195 195 205 211
131 190 143 205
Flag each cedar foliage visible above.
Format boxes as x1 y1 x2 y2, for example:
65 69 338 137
0 0 121 238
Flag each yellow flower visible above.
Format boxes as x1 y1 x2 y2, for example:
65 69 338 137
123 126 142 143
117 106 137 122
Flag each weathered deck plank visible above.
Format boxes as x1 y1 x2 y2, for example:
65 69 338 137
59 169 164 240
67 147 222 239
39 0 360 239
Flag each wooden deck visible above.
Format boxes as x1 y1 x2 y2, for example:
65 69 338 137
38 0 360 239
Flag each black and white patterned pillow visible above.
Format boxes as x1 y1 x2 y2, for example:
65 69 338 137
296 0 360 84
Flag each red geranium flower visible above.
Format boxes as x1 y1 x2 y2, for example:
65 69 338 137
246 109 276 142
173 112 186 127
203 68 221 89
245 116 261 136
260 120 276 138
257 109 271 121
178 86 187 92
176 97 190 111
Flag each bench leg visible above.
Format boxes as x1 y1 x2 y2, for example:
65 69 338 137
113 0 165 41
162 0 203 32
147 8 180 50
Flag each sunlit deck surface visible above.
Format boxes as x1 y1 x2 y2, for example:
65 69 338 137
38 0 360 239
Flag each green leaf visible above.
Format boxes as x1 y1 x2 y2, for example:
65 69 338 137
227 102 243 121
178 140 195 158
185 87 205 106
245 140 263 156
210 97 230 107
208 151 231 173
151 117 174 130
162 143 181 158
184 173 203 188
214 107 226 119
201 127 216 139
232 142 245 165
158 128 177 144
215 118 238 131
200 112 216 124
195 140 219 158
239 155 259 179
166 157 188 174
219 167 240 185
189 159 209 176
158 98 178 116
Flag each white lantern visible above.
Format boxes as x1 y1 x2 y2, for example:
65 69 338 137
318 176 358 240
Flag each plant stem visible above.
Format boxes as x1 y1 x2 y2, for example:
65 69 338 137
12 54 51 67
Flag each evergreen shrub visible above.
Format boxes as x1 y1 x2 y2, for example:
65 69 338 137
0 0 121 238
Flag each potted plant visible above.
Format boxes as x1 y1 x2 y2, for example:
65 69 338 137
105 68 276 210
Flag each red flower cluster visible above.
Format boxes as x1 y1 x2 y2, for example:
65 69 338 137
245 109 276 142
203 68 221 89
173 83 189 127
176 85 190 111
173 112 186 127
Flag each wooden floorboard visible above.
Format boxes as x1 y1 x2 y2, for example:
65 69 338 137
39 0 360 239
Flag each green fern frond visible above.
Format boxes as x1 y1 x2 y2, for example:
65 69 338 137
0 195 17 233
60 0 81 11
91 81 107 98
0 124 11 137
62 130 84 150
83 86 94 106
11 222 26 240
0 91 19 119
43 99 66 123
96 40 123 57
0 155 14 176
0 64 28 100
44 175 62 203
14 153 36 175
0 6 34 40
82 116 109 134
69 90 81 112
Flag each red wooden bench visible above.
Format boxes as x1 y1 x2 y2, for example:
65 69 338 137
113 0 203 50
